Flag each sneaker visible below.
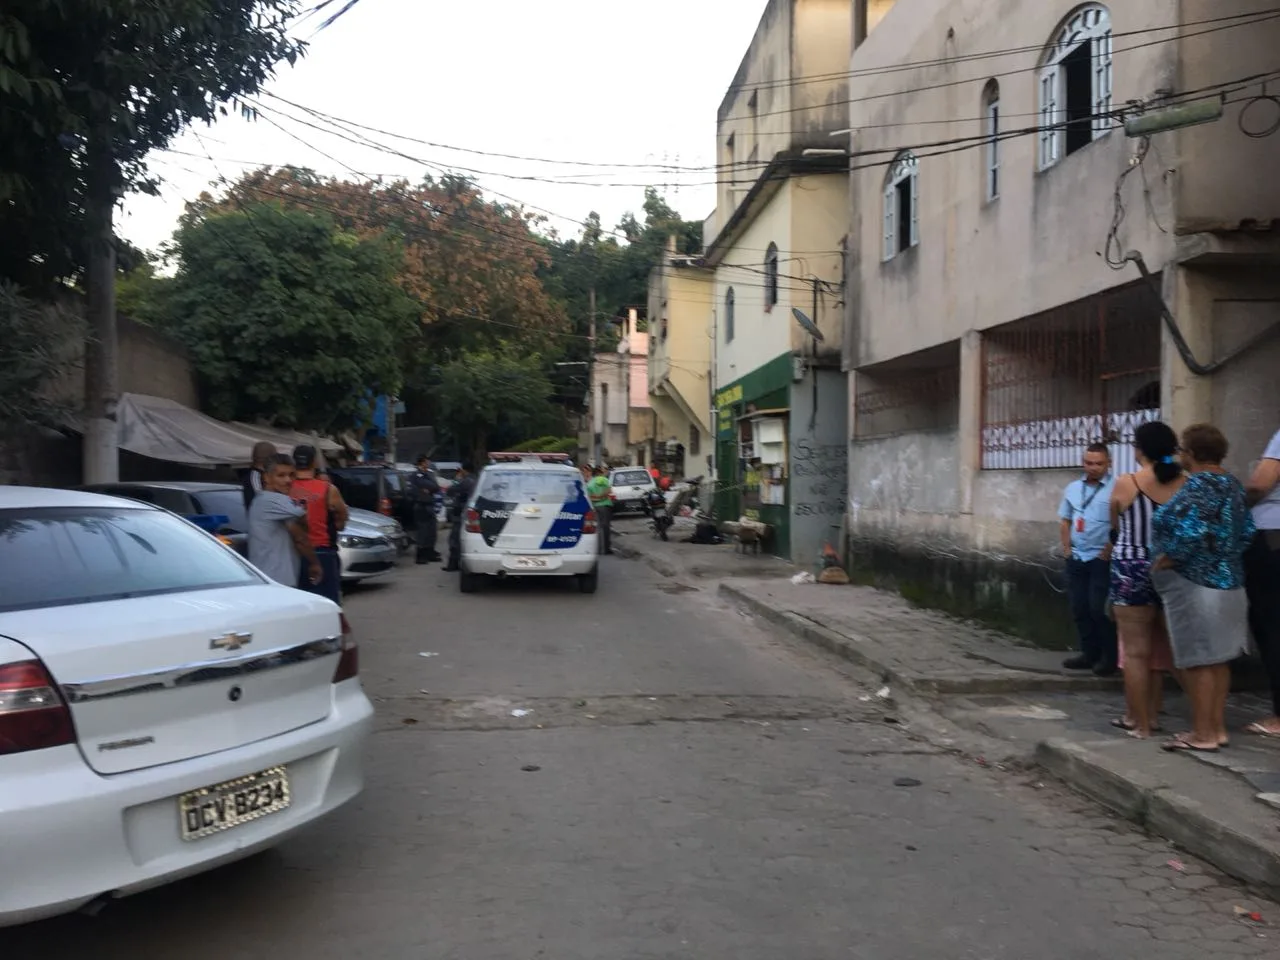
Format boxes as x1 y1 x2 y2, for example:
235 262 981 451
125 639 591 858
1062 655 1095 670
1092 662 1119 677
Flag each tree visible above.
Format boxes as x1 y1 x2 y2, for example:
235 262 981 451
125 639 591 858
0 283 85 431
1 1 306 481
156 202 418 433
430 351 558 464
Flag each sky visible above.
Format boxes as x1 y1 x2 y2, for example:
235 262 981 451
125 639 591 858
120 0 768 256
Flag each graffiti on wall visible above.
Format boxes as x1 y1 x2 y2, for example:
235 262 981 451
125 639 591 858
792 437 846 518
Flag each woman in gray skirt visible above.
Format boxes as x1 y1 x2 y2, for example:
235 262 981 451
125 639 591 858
1151 423 1256 753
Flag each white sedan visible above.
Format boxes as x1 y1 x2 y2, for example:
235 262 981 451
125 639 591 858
0 487 373 927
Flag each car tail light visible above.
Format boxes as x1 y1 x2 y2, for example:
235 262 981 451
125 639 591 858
378 497 393 516
332 613 359 683
583 509 597 534
465 508 480 533
0 660 76 756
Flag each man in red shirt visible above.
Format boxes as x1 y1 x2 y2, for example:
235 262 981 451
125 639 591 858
291 444 350 605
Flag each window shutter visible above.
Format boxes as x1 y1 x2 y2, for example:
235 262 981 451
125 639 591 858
1039 66 1060 169
909 170 919 247
1093 30 1113 139
883 184 895 260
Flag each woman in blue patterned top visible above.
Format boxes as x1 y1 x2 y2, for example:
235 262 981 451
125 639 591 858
1151 423 1256 753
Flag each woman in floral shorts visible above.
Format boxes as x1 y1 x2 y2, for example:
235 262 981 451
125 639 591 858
1108 421 1184 738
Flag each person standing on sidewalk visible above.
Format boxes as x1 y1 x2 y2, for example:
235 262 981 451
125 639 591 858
1108 421 1184 738
1059 442 1118 675
291 444 349 606
587 466 613 555
443 460 476 573
1244 424 1280 738
1151 423 1254 753
241 441 278 510
409 455 442 564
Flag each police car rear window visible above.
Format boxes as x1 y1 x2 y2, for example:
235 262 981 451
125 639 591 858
478 470 581 504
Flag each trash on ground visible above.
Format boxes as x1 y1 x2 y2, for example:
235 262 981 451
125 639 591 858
791 571 816 585
875 686 891 700
401 717 418 725
1234 906 1265 924
883 716 900 724
893 777 923 788
1167 858 1185 872
520 764 541 772
510 708 531 718
418 652 439 658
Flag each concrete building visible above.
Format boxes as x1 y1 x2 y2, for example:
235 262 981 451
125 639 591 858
705 0 853 563
647 236 715 480
583 309 656 467
842 0 1280 642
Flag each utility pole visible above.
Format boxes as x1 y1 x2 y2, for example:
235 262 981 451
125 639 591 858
588 287 600 466
83 121 119 483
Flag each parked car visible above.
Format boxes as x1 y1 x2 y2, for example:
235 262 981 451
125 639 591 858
609 467 659 515
327 465 414 532
79 482 250 553
81 483 400 584
0 487 373 927
457 456 599 594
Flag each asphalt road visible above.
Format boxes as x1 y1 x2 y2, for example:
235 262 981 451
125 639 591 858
10 549 1275 958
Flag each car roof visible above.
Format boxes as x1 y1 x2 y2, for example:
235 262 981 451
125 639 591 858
482 460 577 473
0 486 159 510
84 481 241 494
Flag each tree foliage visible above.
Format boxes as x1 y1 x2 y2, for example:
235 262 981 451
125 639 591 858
155 202 418 432
430 351 558 464
0 1 305 292
0 282 85 430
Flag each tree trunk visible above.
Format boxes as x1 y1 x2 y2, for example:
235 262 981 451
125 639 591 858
83 121 118 483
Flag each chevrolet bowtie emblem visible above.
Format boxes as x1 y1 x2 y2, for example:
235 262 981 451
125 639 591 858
210 631 252 652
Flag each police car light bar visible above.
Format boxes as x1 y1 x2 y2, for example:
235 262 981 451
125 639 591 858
488 452 575 464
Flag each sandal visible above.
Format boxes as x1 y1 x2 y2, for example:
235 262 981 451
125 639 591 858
1111 717 1164 734
1244 722 1280 739
1161 736 1219 754
1169 730 1229 749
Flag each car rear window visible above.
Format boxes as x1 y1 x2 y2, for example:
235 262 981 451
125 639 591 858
0 506 262 612
191 489 249 531
612 470 650 486
329 470 378 510
478 470 581 504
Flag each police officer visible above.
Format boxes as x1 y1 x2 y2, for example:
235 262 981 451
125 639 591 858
409 454 442 564
443 460 477 572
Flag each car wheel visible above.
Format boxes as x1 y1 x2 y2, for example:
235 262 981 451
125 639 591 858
578 567 599 594
459 571 481 594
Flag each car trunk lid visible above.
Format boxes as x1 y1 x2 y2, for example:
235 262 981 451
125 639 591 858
0 585 341 775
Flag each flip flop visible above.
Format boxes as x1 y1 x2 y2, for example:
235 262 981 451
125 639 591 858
1244 722 1280 739
1111 717 1164 733
1161 736 1219 754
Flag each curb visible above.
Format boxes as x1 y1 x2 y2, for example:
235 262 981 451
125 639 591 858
1036 739 1280 893
718 583 1123 697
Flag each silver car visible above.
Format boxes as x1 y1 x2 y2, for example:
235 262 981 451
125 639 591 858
347 506 410 553
338 519 398 583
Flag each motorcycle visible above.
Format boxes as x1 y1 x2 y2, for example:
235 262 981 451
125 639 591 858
641 487 666 519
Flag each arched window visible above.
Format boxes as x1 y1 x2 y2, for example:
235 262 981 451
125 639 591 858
764 243 779 310
882 151 918 261
1038 4 1112 169
724 287 735 343
983 79 1000 201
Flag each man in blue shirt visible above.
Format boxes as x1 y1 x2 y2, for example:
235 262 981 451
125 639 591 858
1058 442 1117 675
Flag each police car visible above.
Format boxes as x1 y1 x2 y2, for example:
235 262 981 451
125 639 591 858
458 454 600 594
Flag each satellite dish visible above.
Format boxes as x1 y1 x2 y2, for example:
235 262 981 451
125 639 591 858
791 307 825 342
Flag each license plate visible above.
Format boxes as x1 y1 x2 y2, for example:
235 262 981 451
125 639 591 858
514 555 549 569
178 766 291 841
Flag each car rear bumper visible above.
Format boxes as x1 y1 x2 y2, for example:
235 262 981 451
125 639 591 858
462 552 598 577
0 679 373 928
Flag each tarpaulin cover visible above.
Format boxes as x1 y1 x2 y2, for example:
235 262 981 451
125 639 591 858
116 393 340 467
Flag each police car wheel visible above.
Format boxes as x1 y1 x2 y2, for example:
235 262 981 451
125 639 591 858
577 568 599 594
459 571 481 593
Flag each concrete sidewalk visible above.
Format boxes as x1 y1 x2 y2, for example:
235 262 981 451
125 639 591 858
614 526 1280 892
